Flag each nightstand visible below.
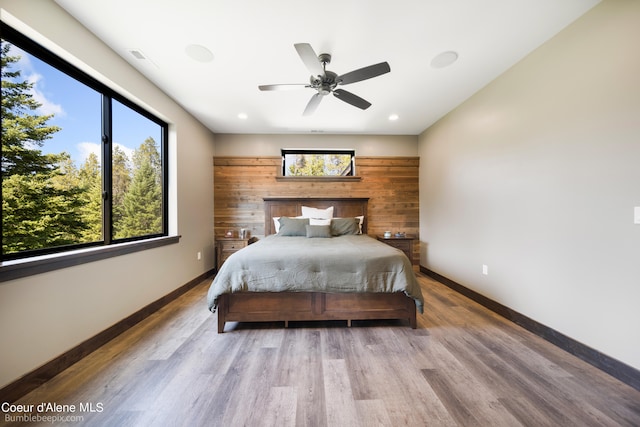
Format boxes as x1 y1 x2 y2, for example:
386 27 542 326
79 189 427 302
377 235 414 265
216 237 249 269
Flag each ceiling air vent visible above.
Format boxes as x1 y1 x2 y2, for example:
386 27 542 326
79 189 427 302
129 49 146 60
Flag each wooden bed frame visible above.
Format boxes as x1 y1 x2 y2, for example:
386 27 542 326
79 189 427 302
216 197 417 333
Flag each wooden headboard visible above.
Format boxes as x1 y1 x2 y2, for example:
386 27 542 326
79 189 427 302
264 198 369 235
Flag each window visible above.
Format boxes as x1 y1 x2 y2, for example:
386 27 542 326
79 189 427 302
281 149 355 177
1 23 168 261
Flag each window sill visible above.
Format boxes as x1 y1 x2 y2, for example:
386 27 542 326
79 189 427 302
0 236 181 282
275 176 362 182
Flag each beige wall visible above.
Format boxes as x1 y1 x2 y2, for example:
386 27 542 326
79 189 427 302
419 0 640 370
0 1 216 388
2 0 637 390
214 133 418 157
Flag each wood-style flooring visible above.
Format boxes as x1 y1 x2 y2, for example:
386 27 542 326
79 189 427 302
4 274 640 426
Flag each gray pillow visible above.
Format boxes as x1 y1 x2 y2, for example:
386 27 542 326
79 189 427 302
306 224 332 238
278 217 309 236
331 217 360 236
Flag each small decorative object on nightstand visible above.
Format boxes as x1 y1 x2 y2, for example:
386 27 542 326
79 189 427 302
377 234 414 265
216 237 249 269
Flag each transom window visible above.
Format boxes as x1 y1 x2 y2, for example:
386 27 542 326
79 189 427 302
1 23 168 261
281 149 355 177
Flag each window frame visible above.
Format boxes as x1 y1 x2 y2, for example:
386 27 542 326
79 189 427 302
0 22 170 265
281 148 356 177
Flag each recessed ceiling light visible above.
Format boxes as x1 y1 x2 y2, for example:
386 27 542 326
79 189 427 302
389 114 399 121
237 113 248 120
185 44 214 63
431 51 458 69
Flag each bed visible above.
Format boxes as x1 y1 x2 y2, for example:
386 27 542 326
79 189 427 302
207 197 424 333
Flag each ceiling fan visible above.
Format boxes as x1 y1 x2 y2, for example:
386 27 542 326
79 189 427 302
259 43 390 116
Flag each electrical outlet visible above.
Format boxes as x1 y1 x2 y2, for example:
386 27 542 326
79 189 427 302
482 264 488 275
635 207 640 224
197 251 202 260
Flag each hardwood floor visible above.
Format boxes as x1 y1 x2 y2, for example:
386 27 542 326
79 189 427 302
4 274 640 426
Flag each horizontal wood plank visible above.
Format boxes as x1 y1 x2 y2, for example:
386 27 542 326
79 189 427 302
213 156 420 263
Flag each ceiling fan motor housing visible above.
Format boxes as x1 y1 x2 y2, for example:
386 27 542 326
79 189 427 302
310 70 338 95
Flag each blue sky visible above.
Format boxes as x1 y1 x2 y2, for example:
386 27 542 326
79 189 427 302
10 43 160 168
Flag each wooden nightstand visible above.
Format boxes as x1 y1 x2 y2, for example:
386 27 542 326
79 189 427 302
377 235 414 265
216 237 249 269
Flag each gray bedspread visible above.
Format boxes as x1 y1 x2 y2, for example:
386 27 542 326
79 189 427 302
207 234 424 313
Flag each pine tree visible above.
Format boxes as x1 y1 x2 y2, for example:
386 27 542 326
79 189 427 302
1 43 60 175
288 153 350 176
118 155 161 238
111 145 131 236
133 137 161 180
1 41 88 254
78 152 102 241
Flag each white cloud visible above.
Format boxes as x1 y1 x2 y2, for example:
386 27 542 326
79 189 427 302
27 72 65 117
76 141 135 165
77 142 101 164
9 44 65 117
114 143 135 163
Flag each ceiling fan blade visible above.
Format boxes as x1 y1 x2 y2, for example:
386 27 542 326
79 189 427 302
259 84 307 91
294 43 324 77
303 93 323 116
333 89 371 110
337 62 390 85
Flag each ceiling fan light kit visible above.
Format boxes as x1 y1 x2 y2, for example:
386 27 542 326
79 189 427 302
259 43 390 115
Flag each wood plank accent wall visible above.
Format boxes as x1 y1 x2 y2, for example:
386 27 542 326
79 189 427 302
213 156 419 265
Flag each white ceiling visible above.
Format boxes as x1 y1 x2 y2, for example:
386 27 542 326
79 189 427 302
55 0 599 136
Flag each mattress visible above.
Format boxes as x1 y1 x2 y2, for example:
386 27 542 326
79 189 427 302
207 234 424 313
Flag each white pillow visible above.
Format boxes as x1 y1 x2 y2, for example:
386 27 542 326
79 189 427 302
309 218 331 226
301 206 334 219
355 216 364 234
